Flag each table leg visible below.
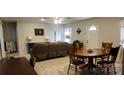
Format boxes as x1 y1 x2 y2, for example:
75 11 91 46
88 57 94 70
88 57 97 74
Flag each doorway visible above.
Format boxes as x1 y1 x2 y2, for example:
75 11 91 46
2 21 18 58
87 25 99 49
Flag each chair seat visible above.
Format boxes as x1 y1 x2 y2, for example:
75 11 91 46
97 60 115 71
97 60 114 65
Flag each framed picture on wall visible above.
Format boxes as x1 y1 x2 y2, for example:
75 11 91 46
34 28 44 36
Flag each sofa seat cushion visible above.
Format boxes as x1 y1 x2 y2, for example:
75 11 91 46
35 54 48 61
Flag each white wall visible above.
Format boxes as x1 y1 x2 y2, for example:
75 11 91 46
99 18 120 47
17 21 63 58
64 17 120 48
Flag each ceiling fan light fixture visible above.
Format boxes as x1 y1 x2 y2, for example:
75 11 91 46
58 20 61 24
54 17 63 24
54 19 58 24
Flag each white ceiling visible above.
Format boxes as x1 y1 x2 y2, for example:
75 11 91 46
0 17 92 24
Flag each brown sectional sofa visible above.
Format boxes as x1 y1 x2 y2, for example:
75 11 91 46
29 42 70 66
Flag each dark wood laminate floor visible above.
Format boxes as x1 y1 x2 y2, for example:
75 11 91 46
0 57 37 75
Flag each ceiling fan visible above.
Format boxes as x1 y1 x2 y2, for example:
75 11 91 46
40 17 71 24
41 17 71 20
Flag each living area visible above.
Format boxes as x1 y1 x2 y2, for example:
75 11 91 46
0 17 123 75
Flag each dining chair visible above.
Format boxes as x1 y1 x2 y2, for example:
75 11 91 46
72 40 83 49
97 46 119 75
95 42 113 64
102 42 113 61
67 46 86 75
102 42 112 52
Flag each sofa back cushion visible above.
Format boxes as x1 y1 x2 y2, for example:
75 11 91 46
32 43 49 61
31 42 70 61
48 43 58 58
57 42 68 56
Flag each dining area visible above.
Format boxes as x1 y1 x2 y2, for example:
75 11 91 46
67 41 121 75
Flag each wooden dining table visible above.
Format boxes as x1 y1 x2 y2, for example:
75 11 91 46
75 48 110 70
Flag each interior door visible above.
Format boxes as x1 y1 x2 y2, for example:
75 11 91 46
87 25 99 49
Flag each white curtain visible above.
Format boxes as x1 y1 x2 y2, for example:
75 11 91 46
0 20 5 58
116 27 124 63
116 27 124 74
120 27 124 47
116 46 123 63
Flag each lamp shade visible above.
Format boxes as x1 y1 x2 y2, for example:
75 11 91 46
44 35 49 42
27 36 33 41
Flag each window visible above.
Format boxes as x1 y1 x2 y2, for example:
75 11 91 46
64 28 71 43
89 26 96 31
